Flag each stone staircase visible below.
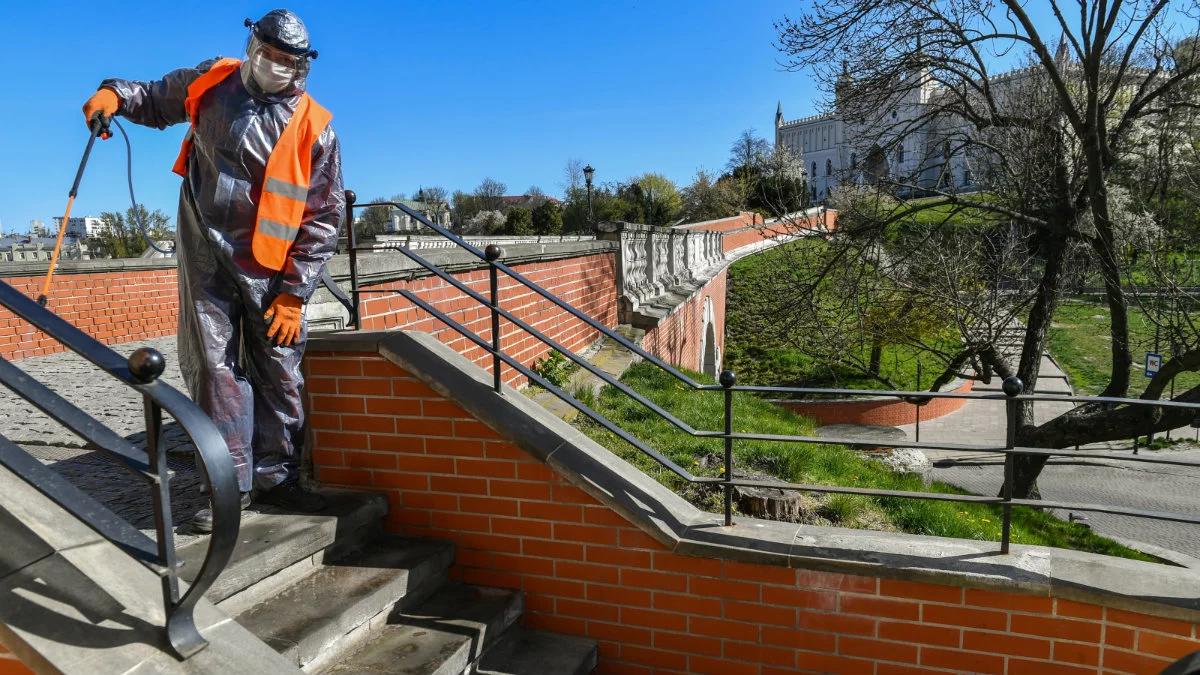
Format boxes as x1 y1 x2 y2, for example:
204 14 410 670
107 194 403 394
177 490 596 673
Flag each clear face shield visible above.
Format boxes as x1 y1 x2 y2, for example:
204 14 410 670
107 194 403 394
245 34 311 95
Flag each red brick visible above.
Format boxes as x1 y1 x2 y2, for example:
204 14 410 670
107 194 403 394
1010 659 1096 675
311 449 344 466
654 552 723 578
458 496 519 517
551 484 595 504
622 607 687 632
793 653 875 675
489 480 552 500
519 501 582 522
688 616 758 642
838 636 918 664
454 532 521 554
364 397 423 416
521 538 583 560
522 575 586 599
689 576 759 602
877 621 960 648
587 583 651 608
965 588 1054 614
725 601 795 627
370 435 425 453
620 529 665 550
516 462 556 482
339 378 392 396
430 511 490 533
875 664 938 675
963 630 1051 658
688 655 758 675
1011 614 1101 643
722 641 795 668
395 454 456 473
797 610 876 636
341 415 396 433
1103 647 1172 674
772 587 837 612
491 517 551 538
923 604 1007 631
879 579 963 604
318 467 373 486
649 591 720 616
840 594 919 621
485 442 529 460
760 626 837 652
1106 609 1194 636
422 399 469 418
556 561 619 584
315 430 369 450
654 629 722 657
620 645 689 671
391 379 439 397
455 459 516 478
1138 631 1200 660
556 598 619 623
921 647 1005 674
585 546 652 569
1105 624 1136 650
554 523 618 545
372 472 430 490
430 475 487 495
344 451 398 470
1054 599 1104 621
586 621 652 647
453 420 499 439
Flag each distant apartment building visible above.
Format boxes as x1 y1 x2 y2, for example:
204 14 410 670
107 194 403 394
53 216 106 239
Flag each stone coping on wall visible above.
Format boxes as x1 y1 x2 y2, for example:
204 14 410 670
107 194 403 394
307 329 1200 625
0 257 178 277
770 377 974 427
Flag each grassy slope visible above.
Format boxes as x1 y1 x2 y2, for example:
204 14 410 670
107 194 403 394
574 362 1155 562
724 243 954 392
1049 300 1200 396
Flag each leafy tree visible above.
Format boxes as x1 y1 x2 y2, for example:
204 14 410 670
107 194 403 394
95 205 172 258
682 170 740 221
532 200 564 235
502 207 533 235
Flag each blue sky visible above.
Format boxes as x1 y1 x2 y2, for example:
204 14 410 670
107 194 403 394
0 1 1062 233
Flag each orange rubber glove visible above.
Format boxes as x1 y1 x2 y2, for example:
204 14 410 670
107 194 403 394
265 293 304 347
82 88 119 138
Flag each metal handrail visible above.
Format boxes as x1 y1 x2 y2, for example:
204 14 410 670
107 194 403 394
343 196 1200 554
0 280 239 659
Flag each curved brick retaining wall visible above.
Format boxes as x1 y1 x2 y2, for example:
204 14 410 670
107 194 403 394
777 378 974 427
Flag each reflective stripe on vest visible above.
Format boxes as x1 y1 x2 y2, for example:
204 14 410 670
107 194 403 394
172 58 333 272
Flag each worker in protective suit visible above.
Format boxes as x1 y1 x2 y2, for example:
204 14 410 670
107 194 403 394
82 9 344 531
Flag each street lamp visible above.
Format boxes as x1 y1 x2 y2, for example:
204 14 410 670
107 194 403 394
583 164 595 227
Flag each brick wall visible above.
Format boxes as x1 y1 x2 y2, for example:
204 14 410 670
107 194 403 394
354 253 617 385
780 379 974 427
0 269 178 360
304 349 1200 675
640 269 727 374
678 209 837 256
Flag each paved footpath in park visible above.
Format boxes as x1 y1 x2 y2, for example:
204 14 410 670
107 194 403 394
896 355 1200 562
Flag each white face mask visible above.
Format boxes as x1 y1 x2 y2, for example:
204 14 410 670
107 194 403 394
250 52 296 94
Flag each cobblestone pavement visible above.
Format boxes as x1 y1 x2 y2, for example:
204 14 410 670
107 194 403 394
894 356 1200 560
1 336 208 545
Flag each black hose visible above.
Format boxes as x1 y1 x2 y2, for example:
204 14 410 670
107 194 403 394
111 118 174 255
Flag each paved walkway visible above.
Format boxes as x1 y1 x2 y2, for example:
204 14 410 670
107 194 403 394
896 355 1200 561
0 336 207 544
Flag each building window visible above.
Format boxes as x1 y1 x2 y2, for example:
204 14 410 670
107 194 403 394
943 141 952 160
896 144 905 163
963 168 972 185
812 162 817 177
825 159 832 176
850 152 857 170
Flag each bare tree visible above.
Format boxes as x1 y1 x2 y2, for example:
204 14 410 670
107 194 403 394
728 129 771 208
474 178 507 213
772 0 1200 498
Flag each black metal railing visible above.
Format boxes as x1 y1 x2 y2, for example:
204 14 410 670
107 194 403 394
0 281 239 659
342 194 1200 555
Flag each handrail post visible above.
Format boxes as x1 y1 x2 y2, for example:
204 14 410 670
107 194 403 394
345 190 360 329
486 245 503 393
720 370 737 527
1000 376 1023 554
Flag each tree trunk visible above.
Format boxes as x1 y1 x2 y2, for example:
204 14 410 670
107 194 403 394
868 340 883 376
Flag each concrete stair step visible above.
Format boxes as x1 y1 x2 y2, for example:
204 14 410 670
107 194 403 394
178 489 388 610
236 536 454 671
322 584 523 675
474 627 597 675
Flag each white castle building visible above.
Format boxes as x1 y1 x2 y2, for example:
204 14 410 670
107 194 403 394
771 45 1076 202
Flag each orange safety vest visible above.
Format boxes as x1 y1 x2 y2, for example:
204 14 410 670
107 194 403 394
172 57 333 271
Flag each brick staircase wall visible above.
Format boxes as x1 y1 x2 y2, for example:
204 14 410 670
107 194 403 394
0 642 32 675
305 347 1200 675
639 269 727 374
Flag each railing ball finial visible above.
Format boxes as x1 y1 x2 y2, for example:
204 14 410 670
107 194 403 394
128 347 166 383
344 189 357 206
484 244 503 262
719 369 737 389
1001 376 1023 397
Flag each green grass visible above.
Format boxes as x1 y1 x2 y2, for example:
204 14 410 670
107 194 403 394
1048 300 1200 395
724 242 958 392
573 362 1158 562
